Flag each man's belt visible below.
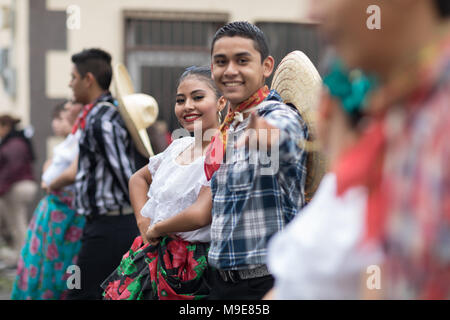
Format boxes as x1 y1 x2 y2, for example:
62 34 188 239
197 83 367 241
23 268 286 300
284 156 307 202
217 265 271 283
105 206 134 216
85 207 135 223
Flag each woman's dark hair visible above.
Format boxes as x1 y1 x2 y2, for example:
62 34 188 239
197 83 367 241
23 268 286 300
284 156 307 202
71 48 113 90
177 65 222 99
0 115 20 128
52 100 68 120
434 0 450 18
0 116 35 161
211 21 270 62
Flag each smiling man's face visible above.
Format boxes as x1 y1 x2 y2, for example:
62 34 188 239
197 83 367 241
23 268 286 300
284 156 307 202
211 36 274 110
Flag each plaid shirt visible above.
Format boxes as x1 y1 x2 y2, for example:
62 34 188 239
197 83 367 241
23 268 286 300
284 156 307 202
208 91 309 270
74 93 147 216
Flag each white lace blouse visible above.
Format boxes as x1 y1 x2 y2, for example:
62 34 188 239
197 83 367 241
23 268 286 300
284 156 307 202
140 136 211 243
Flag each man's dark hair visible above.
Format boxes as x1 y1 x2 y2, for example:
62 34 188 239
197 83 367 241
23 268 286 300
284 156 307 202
71 48 112 90
211 21 270 62
434 0 450 18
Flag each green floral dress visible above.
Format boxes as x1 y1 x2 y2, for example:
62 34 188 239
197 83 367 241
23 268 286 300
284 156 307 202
101 235 210 300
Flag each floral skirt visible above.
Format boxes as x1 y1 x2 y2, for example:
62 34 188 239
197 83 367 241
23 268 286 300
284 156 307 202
101 235 210 300
10 192 86 300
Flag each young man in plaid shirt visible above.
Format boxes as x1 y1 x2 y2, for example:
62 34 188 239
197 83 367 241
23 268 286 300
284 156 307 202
205 21 309 300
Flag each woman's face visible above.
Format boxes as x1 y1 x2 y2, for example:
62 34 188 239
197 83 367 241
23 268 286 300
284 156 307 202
175 76 224 133
52 110 72 137
0 122 11 139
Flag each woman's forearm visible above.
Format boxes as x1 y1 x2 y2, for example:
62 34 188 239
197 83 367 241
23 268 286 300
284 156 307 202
151 186 212 237
49 158 77 190
154 208 211 236
129 166 152 240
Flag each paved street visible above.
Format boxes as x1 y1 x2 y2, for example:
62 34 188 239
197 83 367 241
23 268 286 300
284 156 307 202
0 266 14 300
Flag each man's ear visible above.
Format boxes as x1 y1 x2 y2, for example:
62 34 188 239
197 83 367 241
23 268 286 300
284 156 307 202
262 56 275 78
84 72 96 88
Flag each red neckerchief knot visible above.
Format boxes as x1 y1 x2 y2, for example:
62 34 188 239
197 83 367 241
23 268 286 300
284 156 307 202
204 85 270 181
71 103 95 134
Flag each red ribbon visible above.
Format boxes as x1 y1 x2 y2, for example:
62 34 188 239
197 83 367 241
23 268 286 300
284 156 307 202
71 103 95 134
204 86 270 181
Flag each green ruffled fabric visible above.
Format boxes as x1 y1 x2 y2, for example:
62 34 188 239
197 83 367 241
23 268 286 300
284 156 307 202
323 59 378 115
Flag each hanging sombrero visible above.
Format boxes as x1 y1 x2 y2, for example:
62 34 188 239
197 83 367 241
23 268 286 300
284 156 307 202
271 50 327 202
114 63 159 158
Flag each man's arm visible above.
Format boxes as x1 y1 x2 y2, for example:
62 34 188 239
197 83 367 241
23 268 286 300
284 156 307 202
236 106 308 164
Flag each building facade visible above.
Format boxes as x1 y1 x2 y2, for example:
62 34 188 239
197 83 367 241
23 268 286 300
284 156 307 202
0 0 323 198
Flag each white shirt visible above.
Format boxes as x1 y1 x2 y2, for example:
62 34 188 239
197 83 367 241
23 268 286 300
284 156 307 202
140 136 211 243
41 131 80 188
267 173 383 299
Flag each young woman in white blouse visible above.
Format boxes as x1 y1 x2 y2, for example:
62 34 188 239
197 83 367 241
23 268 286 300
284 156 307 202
102 66 226 300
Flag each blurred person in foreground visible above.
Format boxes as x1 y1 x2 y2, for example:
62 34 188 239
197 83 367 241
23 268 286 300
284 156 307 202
267 0 449 299
265 58 382 299
11 100 86 300
0 112 37 268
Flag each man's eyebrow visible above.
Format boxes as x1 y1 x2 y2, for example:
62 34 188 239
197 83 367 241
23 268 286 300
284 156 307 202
212 53 226 60
234 52 252 57
212 52 252 59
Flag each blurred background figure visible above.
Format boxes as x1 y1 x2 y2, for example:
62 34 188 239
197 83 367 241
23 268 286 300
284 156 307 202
307 0 450 299
146 120 172 154
11 100 86 300
0 112 37 268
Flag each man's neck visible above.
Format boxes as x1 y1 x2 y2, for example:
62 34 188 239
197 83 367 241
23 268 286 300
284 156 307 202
87 89 108 105
229 85 268 112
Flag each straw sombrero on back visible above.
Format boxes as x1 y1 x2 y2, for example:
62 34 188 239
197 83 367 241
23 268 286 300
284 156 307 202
114 63 159 158
271 51 327 202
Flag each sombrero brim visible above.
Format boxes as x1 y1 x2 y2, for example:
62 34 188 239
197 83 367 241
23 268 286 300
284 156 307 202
114 63 156 158
271 51 326 202
116 103 155 158
271 50 322 131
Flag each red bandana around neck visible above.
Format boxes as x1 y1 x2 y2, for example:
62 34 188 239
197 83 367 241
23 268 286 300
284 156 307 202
204 85 270 181
71 103 95 134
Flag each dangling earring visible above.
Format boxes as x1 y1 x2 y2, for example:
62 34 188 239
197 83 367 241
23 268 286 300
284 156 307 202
217 111 222 124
